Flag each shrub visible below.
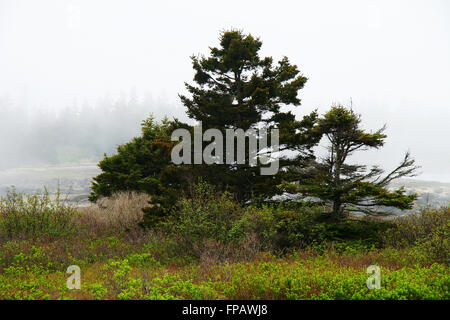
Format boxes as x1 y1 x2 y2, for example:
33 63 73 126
230 205 278 250
382 207 450 248
273 205 327 250
161 181 244 256
161 181 395 258
0 187 79 240
78 191 151 234
323 217 394 249
233 203 327 251
236 203 390 252
416 220 450 265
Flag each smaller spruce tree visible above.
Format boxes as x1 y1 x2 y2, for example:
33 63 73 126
287 105 419 220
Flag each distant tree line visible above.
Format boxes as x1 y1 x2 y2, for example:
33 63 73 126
0 93 182 169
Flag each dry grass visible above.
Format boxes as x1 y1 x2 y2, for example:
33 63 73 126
78 191 151 234
194 233 263 268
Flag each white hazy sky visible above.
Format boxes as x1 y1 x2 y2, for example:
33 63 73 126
0 0 449 181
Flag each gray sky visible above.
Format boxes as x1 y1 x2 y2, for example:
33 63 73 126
0 0 449 181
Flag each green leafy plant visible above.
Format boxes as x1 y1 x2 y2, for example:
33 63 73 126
0 187 79 240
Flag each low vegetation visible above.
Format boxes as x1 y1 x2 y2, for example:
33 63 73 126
0 184 448 300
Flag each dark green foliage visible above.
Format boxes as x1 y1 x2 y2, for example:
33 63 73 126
322 219 394 248
269 206 327 250
89 116 191 227
179 29 319 203
181 30 307 130
89 116 174 201
251 204 392 250
288 106 419 220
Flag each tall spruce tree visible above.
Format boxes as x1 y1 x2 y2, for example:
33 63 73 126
287 106 419 220
179 30 319 202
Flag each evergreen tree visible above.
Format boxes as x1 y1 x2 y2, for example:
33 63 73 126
89 117 175 197
179 29 319 202
89 116 191 227
288 106 419 220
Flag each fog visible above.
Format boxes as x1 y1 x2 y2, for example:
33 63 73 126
0 93 184 169
0 0 449 181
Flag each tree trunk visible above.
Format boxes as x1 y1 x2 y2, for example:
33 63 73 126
332 198 343 221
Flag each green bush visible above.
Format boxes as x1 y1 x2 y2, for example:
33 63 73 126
323 218 394 248
380 207 449 265
416 220 450 265
273 205 327 250
382 207 449 248
161 181 244 255
0 187 80 240
237 203 390 252
160 181 395 257
162 182 329 257
234 203 327 250
230 205 278 250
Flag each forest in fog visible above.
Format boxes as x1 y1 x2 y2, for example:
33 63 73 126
0 93 183 169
